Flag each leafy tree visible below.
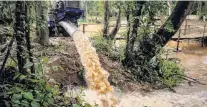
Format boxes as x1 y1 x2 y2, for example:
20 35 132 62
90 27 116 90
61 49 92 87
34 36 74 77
83 1 104 22
124 1 193 66
123 1 194 84
124 1 146 65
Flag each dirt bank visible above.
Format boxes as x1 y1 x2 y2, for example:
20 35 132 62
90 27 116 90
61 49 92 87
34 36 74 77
44 37 129 90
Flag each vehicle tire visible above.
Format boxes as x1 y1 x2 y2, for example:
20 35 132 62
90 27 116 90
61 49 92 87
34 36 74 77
49 27 56 37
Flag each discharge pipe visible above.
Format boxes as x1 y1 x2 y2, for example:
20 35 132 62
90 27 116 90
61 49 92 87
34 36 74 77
58 21 78 36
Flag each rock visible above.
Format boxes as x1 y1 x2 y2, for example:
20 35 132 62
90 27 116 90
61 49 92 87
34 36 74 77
48 78 57 85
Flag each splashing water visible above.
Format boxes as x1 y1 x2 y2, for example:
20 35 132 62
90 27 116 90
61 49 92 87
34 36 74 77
71 31 117 107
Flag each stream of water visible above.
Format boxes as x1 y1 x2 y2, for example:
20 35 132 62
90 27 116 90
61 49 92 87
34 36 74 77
72 31 117 107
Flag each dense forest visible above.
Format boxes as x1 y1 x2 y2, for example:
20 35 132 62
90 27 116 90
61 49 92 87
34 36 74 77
0 1 207 107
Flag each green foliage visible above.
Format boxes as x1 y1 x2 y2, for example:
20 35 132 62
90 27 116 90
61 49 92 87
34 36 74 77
122 1 184 88
159 60 184 87
108 1 122 18
85 1 104 17
0 1 15 24
142 1 168 17
6 58 17 67
23 61 34 69
111 44 125 61
129 55 184 88
91 35 125 61
7 73 55 107
0 59 56 107
91 35 113 56
164 20 175 32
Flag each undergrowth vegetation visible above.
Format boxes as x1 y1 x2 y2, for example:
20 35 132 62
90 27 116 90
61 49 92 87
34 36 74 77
125 55 184 88
0 61 56 107
0 56 92 107
91 35 113 56
159 59 184 87
91 33 184 88
91 35 125 61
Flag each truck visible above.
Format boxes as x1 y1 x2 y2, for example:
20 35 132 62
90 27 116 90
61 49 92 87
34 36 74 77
48 1 84 37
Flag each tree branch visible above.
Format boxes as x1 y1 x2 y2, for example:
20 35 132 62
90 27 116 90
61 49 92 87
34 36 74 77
108 4 121 40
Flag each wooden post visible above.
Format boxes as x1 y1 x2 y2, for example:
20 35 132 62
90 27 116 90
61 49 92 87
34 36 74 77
83 24 85 34
176 29 181 51
184 19 187 35
202 24 206 47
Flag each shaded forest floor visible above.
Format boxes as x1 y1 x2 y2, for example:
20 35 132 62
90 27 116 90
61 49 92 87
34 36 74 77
31 36 207 107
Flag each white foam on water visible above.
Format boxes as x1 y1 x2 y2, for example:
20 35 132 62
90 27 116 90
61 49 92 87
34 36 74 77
202 56 207 65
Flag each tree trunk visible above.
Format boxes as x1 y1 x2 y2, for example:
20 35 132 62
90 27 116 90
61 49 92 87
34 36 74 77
123 1 145 66
103 1 109 39
14 1 27 74
129 2 145 52
36 1 49 46
154 1 194 49
123 1 194 68
138 1 193 65
108 5 121 40
25 2 35 73
124 4 131 66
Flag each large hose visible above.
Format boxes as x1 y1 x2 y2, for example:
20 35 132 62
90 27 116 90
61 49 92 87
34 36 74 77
58 21 78 36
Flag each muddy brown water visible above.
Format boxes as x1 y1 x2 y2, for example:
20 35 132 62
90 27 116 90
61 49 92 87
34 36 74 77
72 31 118 107
164 40 207 91
166 40 207 82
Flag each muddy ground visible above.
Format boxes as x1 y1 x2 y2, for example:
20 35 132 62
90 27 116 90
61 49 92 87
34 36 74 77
37 19 207 107
81 40 207 107
40 36 207 107
37 37 133 91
